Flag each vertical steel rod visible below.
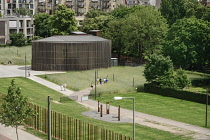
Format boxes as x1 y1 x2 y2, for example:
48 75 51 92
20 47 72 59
48 96 51 140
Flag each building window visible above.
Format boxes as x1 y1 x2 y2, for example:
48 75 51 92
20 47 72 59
30 4 33 8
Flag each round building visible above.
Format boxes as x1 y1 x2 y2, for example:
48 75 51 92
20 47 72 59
32 35 111 71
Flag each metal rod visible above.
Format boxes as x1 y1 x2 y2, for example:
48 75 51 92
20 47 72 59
133 98 135 140
206 89 209 127
95 70 96 100
48 96 51 140
25 53 26 78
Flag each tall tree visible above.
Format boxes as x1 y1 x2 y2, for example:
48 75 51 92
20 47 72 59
103 18 126 63
163 17 210 70
160 0 201 26
81 15 113 33
34 13 52 37
50 4 78 35
122 6 168 63
0 79 34 140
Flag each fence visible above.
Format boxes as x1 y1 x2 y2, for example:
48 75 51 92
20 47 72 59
0 95 131 140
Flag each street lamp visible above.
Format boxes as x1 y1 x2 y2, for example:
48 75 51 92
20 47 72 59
114 97 135 140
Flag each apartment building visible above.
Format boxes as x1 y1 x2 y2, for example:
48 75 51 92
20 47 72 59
0 16 34 44
0 0 36 16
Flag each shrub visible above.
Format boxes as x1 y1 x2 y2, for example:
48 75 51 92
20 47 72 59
9 32 26 47
144 83 210 104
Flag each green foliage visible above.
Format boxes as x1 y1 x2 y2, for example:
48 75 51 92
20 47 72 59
0 79 35 140
122 6 168 61
9 32 26 47
34 13 52 37
144 54 174 86
144 55 191 89
144 83 210 104
50 5 78 35
27 36 43 44
0 13 2 17
15 7 32 17
82 15 113 33
160 0 201 26
103 18 126 61
174 69 191 89
163 17 210 70
85 9 107 18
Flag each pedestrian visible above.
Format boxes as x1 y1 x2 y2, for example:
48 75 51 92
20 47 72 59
99 78 102 85
91 83 93 89
28 69 30 77
60 84 63 91
63 83 67 91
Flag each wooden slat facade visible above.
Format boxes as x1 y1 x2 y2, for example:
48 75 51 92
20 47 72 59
32 38 112 71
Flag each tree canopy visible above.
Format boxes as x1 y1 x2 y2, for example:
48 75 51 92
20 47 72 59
34 13 52 37
162 17 210 71
122 6 168 62
50 4 78 35
160 0 201 26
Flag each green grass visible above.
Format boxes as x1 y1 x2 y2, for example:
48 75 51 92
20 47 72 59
0 77 191 140
92 92 210 129
43 66 146 92
0 46 31 65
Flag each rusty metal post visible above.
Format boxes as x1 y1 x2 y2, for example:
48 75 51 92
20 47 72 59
106 102 110 114
118 105 120 121
100 104 102 117
98 100 100 112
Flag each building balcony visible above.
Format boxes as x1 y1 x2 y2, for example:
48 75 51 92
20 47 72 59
78 4 84 8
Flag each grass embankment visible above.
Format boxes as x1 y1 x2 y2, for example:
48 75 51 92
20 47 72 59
0 46 31 65
42 66 146 92
44 67 210 128
0 77 191 140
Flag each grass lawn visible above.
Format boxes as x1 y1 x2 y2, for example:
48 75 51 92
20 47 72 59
0 46 31 65
92 92 210 129
0 77 191 140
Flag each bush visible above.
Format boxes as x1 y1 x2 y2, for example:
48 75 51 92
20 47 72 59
27 36 43 44
9 32 26 47
144 83 210 104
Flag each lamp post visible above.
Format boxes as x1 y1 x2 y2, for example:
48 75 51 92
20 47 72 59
114 97 135 140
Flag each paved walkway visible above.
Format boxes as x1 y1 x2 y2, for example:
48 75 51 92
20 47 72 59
0 65 210 140
0 123 42 140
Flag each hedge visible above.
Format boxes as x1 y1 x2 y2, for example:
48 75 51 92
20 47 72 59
144 83 210 104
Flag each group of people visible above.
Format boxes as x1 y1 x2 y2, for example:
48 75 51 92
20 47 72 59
97 77 108 85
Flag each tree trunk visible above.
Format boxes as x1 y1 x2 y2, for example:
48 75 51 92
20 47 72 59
16 125 19 140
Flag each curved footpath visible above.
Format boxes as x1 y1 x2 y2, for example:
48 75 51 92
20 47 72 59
0 65 210 140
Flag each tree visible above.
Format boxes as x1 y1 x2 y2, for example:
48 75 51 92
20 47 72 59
144 55 191 89
15 7 32 17
144 54 175 87
9 32 26 47
162 17 210 70
103 18 126 64
122 6 168 63
81 15 113 33
0 79 35 140
85 9 107 18
50 5 78 35
174 68 191 89
160 0 201 26
34 13 52 37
